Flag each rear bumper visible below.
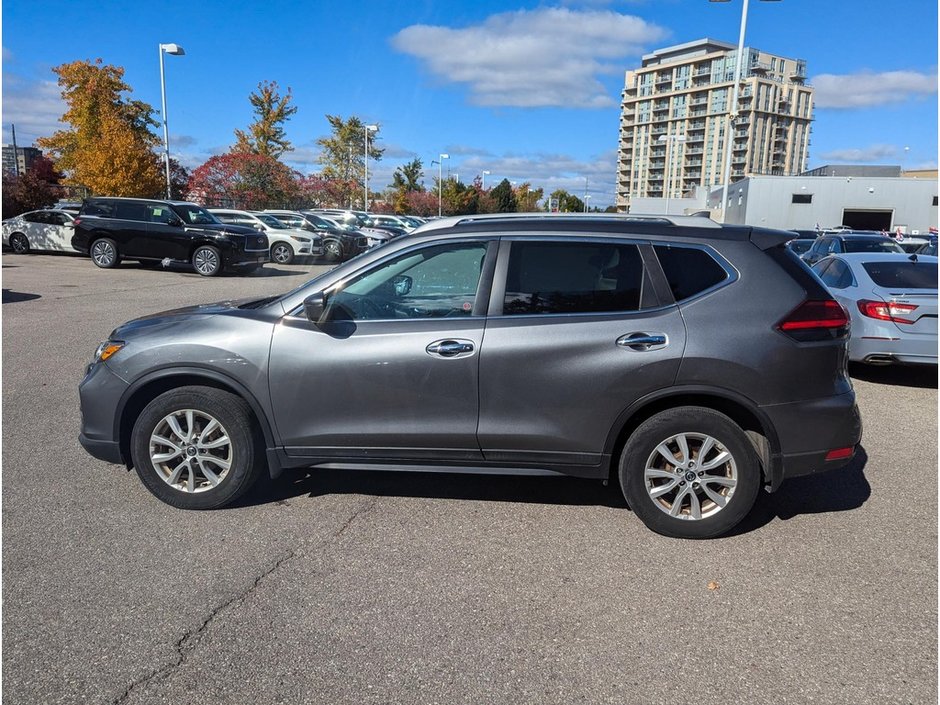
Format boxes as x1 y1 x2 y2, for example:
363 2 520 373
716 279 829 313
851 334 937 366
761 390 862 490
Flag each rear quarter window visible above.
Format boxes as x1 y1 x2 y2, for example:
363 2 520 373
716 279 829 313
653 245 729 301
861 261 938 289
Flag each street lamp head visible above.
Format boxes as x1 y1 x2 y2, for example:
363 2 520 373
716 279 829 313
440 153 449 160
482 170 490 175
365 124 378 132
160 43 185 56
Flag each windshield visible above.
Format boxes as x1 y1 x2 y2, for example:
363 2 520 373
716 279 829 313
862 261 938 289
844 239 904 254
256 214 288 228
172 204 221 225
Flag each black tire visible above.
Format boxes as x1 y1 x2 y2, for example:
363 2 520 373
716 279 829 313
192 245 222 276
322 239 344 262
130 386 264 509
271 242 295 265
618 407 761 539
90 237 121 268
9 232 29 254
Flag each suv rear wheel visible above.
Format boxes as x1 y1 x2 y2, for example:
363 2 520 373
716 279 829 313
91 237 121 268
192 245 222 276
619 407 760 539
130 386 263 509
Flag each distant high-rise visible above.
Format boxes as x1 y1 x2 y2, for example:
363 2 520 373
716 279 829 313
2 144 43 175
616 39 814 211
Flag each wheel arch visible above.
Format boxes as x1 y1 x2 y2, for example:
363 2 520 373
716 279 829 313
116 367 282 479
604 386 779 485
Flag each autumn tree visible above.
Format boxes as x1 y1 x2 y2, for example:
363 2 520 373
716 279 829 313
513 182 543 212
187 152 301 210
549 189 585 213
37 59 163 197
1 156 63 218
233 80 298 159
168 158 191 200
316 115 384 210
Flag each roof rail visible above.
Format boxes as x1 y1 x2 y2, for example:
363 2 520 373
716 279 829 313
414 212 721 233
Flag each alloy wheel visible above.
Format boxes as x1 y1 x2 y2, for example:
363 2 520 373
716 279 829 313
92 240 115 266
149 409 233 493
193 247 220 276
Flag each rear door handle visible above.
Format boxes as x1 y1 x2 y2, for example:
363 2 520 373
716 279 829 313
426 339 475 358
617 332 668 351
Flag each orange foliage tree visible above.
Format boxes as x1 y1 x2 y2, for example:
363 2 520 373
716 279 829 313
38 59 163 197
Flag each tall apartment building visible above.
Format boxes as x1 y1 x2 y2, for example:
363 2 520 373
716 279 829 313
2 144 44 175
616 39 814 211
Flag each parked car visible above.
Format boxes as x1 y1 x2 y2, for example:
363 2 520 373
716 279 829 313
370 214 415 232
811 252 937 365
786 238 815 256
71 198 269 276
264 210 372 262
896 237 931 254
308 209 394 248
209 209 322 265
801 233 904 265
78 213 861 539
2 209 78 253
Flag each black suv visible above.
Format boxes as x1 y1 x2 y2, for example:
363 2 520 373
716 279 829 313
78 214 861 538
72 198 270 276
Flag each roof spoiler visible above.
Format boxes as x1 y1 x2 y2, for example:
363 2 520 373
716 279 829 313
749 226 797 250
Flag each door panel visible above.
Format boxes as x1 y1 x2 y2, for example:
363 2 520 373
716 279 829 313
269 317 484 459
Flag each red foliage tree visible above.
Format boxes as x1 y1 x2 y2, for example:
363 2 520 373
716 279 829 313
186 152 301 209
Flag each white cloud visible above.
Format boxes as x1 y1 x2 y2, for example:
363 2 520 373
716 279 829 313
1 77 65 144
391 8 668 108
818 144 901 162
812 69 938 109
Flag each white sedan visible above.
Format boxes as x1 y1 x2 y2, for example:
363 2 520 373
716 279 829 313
2 209 78 253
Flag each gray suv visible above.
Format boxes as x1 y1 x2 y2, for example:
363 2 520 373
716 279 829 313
78 214 861 538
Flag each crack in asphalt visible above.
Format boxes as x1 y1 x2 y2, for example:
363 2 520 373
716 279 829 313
110 497 378 705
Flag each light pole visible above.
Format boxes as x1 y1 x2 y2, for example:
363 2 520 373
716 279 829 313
158 43 185 199
584 195 592 212
658 134 687 214
438 153 449 217
363 124 378 211
711 0 781 221
481 170 491 190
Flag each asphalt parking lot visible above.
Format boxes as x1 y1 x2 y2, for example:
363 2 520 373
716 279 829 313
2 252 937 705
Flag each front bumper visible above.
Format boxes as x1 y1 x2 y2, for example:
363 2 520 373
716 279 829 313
78 361 129 465
761 390 862 490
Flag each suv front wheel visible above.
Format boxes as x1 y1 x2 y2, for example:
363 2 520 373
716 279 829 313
192 245 222 276
619 407 761 539
130 386 263 509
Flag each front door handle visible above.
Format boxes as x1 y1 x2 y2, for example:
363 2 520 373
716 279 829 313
426 339 475 358
617 332 668 351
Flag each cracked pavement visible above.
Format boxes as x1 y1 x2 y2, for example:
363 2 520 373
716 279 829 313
3 254 937 704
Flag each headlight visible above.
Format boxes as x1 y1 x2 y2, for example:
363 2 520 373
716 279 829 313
94 341 125 363
289 236 311 242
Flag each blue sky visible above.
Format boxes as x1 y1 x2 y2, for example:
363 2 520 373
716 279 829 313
2 0 937 208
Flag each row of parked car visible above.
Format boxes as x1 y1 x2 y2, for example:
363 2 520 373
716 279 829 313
785 229 938 366
0 199 430 275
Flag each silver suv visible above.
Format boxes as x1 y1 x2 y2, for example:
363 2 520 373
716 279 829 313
78 214 861 538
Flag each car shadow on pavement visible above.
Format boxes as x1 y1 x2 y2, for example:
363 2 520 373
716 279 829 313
2 288 41 304
240 447 871 535
240 467 628 510
849 363 937 389
727 446 871 536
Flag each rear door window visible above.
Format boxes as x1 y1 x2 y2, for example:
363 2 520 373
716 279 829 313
653 245 730 301
114 202 149 222
862 261 938 289
503 241 644 315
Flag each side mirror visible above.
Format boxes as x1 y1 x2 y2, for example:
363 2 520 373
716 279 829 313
168 216 185 228
392 274 413 297
254 223 265 231
303 292 327 323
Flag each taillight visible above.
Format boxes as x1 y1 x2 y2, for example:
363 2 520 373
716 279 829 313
857 299 918 324
73 217 82 226
777 300 849 341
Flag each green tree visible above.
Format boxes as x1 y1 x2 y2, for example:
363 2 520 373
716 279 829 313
489 178 517 213
233 80 298 159
513 182 543 212
316 115 384 210
390 158 424 214
37 59 163 197
548 189 585 213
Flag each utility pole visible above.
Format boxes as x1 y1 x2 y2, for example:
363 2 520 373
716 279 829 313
11 123 20 177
